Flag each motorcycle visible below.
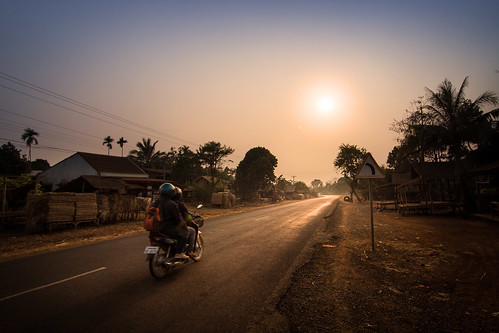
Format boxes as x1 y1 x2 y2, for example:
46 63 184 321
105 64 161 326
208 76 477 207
144 205 205 279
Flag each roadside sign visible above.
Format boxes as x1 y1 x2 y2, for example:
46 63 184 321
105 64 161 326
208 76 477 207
355 152 385 251
355 153 385 179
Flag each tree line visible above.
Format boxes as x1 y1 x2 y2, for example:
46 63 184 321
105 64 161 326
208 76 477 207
1 132 292 203
3 76 496 209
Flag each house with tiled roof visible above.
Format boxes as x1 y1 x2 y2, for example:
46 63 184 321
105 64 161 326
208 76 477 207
38 152 148 191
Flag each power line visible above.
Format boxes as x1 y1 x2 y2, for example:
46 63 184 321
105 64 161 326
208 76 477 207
0 72 199 147
0 107 102 140
0 137 76 154
0 118 100 151
0 71 195 143
0 83 180 143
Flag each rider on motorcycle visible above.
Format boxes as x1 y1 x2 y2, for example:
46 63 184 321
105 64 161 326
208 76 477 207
153 183 191 259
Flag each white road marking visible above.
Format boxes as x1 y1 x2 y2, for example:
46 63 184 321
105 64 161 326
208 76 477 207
0 266 107 302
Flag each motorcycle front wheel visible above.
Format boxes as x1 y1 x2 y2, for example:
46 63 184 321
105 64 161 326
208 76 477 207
191 233 204 261
149 245 173 279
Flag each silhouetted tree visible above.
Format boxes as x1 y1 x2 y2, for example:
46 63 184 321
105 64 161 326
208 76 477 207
170 145 203 184
0 142 28 176
103 136 114 155
334 144 366 202
21 128 38 164
235 147 278 201
31 159 50 171
197 141 234 185
128 138 165 168
117 137 127 157
425 77 498 163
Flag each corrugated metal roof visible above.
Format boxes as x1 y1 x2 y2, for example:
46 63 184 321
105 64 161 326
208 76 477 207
58 175 146 192
77 152 147 176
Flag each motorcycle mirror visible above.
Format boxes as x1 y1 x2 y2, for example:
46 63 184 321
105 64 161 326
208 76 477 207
196 204 203 209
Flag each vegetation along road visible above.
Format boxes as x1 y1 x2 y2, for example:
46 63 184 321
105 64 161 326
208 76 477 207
0 196 338 332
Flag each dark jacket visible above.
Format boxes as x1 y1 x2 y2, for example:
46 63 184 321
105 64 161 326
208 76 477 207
154 197 188 240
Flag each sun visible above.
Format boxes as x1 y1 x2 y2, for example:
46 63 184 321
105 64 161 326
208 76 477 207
316 97 334 114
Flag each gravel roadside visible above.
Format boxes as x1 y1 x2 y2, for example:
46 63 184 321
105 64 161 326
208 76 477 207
278 201 499 332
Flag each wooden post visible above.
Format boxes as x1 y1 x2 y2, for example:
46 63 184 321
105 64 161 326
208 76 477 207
369 178 375 251
2 176 7 214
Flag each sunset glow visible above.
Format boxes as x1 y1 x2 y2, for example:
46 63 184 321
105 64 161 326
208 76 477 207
316 97 334 114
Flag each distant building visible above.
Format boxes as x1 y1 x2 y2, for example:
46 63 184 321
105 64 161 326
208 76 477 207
37 152 148 191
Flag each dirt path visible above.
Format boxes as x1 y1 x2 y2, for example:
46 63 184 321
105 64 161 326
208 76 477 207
278 201 499 332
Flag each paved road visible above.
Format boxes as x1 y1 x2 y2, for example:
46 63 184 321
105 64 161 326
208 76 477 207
0 196 338 332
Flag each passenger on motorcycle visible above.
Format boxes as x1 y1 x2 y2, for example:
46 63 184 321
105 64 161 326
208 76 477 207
173 187 198 260
153 183 190 259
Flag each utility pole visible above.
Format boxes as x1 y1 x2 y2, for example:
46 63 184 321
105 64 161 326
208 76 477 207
291 176 296 184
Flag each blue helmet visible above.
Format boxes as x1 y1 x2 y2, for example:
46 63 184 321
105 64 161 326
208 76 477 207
159 183 176 198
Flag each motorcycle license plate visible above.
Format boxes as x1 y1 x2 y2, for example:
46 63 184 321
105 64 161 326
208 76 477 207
144 246 159 254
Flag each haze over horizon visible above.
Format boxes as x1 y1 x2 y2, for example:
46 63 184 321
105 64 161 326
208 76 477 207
1 0 498 185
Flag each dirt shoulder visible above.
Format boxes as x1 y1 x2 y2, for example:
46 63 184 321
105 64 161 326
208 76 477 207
278 201 499 332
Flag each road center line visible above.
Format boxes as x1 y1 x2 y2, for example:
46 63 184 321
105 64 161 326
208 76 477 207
0 266 107 302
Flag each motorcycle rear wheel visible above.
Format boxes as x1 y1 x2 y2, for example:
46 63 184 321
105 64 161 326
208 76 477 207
149 245 173 279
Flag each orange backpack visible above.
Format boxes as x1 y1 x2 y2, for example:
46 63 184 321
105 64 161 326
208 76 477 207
144 206 162 231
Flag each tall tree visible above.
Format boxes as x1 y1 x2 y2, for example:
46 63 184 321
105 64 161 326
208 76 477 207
334 144 366 202
197 141 234 184
390 97 445 166
102 136 114 155
0 142 28 176
21 128 39 164
128 138 164 168
170 145 203 184
234 147 278 201
117 137 127 157
425 77 498 163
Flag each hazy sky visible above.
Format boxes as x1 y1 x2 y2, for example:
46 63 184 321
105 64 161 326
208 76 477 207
1 0 498 185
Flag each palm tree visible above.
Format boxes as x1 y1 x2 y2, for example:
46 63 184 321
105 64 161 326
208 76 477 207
128 138 164 168
103 136 114 155
425 77 498 211
117 137 127 157
21 128 39 164
425 77 498 162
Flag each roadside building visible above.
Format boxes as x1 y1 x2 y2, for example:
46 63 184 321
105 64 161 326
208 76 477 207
37 152 148 191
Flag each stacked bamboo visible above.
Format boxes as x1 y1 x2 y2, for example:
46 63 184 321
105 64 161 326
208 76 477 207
45 193 76 222
25 193 76 231
75 193 98 222
26 193 148 231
